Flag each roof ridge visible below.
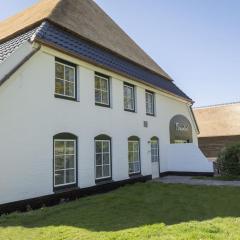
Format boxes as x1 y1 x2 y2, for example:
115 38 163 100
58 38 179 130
194 101 240 110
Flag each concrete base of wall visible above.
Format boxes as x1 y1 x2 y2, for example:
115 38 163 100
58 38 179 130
0 175 152 215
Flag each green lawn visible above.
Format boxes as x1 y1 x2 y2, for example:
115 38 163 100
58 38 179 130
1 182 240 240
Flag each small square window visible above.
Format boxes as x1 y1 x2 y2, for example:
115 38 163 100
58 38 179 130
124 83 135 112
146 91 155 116
95 73 110 107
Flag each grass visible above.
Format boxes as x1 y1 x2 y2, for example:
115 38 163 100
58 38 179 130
1 182 240 239
192 175 240 181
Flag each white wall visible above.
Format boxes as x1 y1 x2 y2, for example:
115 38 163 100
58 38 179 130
166 144 213 172
0 47 204 204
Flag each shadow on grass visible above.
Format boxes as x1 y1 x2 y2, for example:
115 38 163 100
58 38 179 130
0 182 240 232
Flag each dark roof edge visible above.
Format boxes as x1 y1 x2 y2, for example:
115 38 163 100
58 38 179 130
0 46 40 87
35 37 193 103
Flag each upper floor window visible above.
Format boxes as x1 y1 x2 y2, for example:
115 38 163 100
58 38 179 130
95 135 112 181
146 90 155 116
128 136 141 175
55 58 77 100
95 73 110 107
53 133 77 190
124 83 135 112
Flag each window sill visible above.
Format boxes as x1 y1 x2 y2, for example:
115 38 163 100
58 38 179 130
95 178 113 185
129 173 142 178
53 184 78 193
54 94 78 102
95 102 111 108
124 109 136 113
146 113 155 117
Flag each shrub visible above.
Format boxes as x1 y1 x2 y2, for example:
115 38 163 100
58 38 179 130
217 142 240 176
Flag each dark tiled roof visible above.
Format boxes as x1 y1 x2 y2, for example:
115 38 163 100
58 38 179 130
35 22 191 101
0 28 37 63
0 21 191 101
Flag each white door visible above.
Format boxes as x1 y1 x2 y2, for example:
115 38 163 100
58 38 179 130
151 139 160 179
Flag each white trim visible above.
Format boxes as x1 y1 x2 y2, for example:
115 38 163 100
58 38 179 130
95 139 111 180
55 61 76 99
54 139 76 187
95 74 110 106
146 91 155 115
128 140 141 174
124 84 135 111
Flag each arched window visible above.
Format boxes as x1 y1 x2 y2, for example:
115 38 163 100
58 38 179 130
169 115 193 144
53 133 78 190
150 137 159 163
95 134 112 181
128 136 141 175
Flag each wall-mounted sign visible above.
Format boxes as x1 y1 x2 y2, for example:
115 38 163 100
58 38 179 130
170 115 193 144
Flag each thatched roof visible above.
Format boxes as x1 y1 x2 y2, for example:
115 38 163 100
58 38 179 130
194 102 240 137
0 0 171 80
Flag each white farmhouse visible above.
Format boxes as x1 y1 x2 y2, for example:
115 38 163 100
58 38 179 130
0 0 213 211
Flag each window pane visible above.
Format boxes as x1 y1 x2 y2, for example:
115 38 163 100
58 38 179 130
102 141 109 152
96 166 102 178
134 162 140 173
66 169 75 183
102 91 109 105
55 141 64 155
95 141 102 153
65 82 75 97
95 89 101 103
96 153 102 165
133 152 139 162
95 76 101 89
128 142 133 152
55 155 64 170
66 155 75 168
55 170 64 185
101 79 108 91
65 66 75 82
103 153 110 164
133 142 139 152
128 152 133 162
129 163 134 173
65 141 75 154
55 63 64 79
103 165 110 177
55 79 64 95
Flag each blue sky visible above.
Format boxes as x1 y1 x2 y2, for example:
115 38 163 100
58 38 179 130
1 0 239 107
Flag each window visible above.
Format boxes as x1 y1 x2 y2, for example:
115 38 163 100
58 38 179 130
55 58 76 100
124 83 135 112
95 73 110 107
53 133 77 189
151 138 159 163
128 136 141 175
95 135 112 181
146 91 155 116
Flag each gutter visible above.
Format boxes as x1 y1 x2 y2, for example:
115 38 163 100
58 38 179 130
0 46 41 87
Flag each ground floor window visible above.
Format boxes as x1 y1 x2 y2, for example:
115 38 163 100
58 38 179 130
128 137 141 174
54 133 77 188
95 135 111 181
151 138 159 163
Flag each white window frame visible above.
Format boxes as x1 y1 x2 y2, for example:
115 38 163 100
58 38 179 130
128 140 141 174
146 91 155 115
95 74 110 106
54 139 76 187
95 139 111 180
151 140 159 163
124 84 135 111
55 61 76 99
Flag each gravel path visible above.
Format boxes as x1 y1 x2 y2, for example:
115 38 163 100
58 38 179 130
154 176 240 186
